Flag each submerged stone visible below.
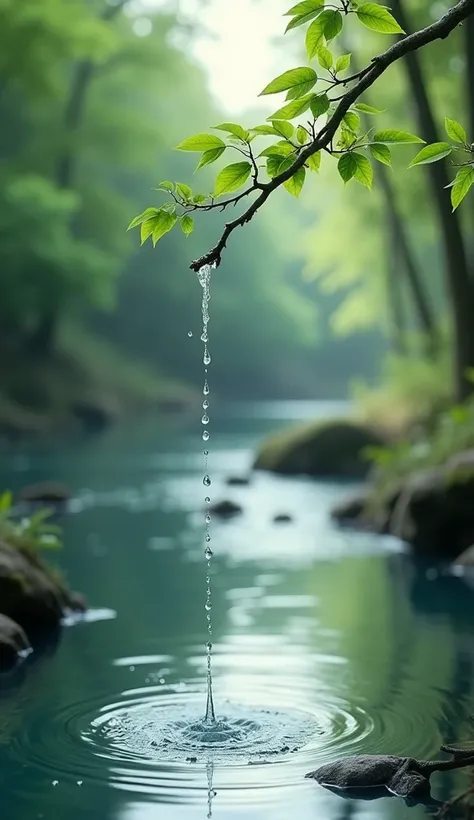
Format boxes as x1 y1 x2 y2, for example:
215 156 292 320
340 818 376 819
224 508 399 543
208 500 242 518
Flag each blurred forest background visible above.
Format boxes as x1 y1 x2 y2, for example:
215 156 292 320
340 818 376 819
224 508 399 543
0 0 472 436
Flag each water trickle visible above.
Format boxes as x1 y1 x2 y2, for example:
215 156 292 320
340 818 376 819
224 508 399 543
197 264 216 726
187 331 193 338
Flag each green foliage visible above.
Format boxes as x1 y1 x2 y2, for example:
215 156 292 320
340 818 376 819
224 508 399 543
259 67 317 97
0 492 63 553
214 162 252 196
450 166 474 211
408 142 452 167
356 3 404 34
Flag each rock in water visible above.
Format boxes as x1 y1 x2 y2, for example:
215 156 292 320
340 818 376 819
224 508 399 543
306 749 474 800
0 614 31 670
226 475 251 487
208 500 242 518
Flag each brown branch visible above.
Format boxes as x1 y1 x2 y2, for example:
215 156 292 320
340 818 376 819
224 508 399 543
190 0 474 271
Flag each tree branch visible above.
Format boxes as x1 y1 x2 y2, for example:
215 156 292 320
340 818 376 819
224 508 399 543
190 0 474 272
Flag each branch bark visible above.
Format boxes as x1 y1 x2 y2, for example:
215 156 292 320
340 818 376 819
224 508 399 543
190 0 474 272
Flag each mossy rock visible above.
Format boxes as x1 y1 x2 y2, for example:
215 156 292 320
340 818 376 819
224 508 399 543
254 419 385 479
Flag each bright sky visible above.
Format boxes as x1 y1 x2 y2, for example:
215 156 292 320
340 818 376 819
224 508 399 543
136 0 297 114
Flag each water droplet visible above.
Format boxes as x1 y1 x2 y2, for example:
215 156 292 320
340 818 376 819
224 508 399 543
205 496 210 503
203 449 209 456
160 677 165 684
205 602 212 611
206 641 212 652
203 380 209 395
188 331 193 337
205 533 211 542
206 512 211 524
203 399 209 410
201 331 208 343
52 781 59 787
204 351 211 366
203 475 211 487
77 781 83 787
129 666 135 672
202 430 210 441
205 547 213 559
202 414 209 425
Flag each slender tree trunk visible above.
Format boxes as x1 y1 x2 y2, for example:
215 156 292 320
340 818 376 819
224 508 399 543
32 0 129 358
386 210 407 355
391 0 474 401
467 14 474 144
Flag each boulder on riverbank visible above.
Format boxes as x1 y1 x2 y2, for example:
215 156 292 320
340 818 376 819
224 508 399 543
0 614 31 670
0 539 86 639
254 419 385 479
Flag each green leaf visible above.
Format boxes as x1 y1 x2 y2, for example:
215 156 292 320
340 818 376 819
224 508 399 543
451 166 474 211
158 180 174 192
408 142 452 168
192 194 208 204
180 215 195 236
354 102 384 115
335 53 351 73
353 153 373 189
310 93 330 117
0 491 12 513
306 151 321 172
152 212 178 245
212 122 249 141
297 125 308 145
323 10 343 40
285 0 324 14
250 124 279 136
260 66 317 97
306 17 326 59
176 182 192 200
267 155 294 179
268 95 313 121
176 133 226 152
445 117 468 145
343 111 360 133
259 141 294 158
369 143 392 166
338 153 358 183
356 3 404 34
140 217 156 244
373 129 425 145
339 128 357 149
272 120 295 139
284 166 306 197
214 162 252 196
285 9 324 32
195 147 226 171
318 46 333 70
128 207 160 230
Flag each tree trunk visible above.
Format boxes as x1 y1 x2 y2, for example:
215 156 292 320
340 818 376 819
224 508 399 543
391 0 474 401
377 164 438 358
386 210 407 356
467 14 474 143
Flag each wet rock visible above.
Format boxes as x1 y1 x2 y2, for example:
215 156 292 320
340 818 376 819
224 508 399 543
254 419 385 479
273 514 292 523
0 614 30 671
226 475 251 487
389 454 474 559
331 492 369 525
209 500 242 518
19 481 70 505
73 401 112 432
331 485 401 534
0 539 85 635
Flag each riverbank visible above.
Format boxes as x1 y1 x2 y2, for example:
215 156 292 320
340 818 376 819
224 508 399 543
0 325 195 439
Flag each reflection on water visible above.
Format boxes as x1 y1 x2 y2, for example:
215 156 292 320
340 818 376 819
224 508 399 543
1 401 474 820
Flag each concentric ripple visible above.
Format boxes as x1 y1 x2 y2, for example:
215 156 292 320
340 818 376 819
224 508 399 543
89 697 319 764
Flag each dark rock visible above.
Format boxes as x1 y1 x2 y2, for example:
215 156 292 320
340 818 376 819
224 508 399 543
305 747 474 802
331 485 401 534
254 419 385 479
331 492 369 525
0 614 31 671
389 453 474 559
226 475 251 487
73 402 112 432
209 500 242 518
273 514 292 523
19 481 70 504
66 591 88 612
0 539 85 635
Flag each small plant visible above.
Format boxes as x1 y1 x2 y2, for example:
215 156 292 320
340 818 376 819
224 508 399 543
0 491 63 554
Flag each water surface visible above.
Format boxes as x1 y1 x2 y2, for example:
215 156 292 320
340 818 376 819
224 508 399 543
1 400 474 820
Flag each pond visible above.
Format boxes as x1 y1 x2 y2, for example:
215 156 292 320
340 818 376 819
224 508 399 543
1 399 474 820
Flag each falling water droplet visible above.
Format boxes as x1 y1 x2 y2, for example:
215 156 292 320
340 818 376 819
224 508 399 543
203 399 209 410
205 547 213 559
205 496 210 503
202 414 209 425
205 533 211 542
201 331 208 342
204 350 211 366
206 512 211 524
188 331 193 337
202 430 210 441
203 380 209 395
203 449 209 456
203 475 211 487
205 602 212 611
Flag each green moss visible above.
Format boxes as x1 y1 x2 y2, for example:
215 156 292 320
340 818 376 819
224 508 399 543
254 418 385 479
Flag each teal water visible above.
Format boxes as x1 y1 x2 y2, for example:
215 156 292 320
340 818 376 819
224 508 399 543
1 400 474 820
